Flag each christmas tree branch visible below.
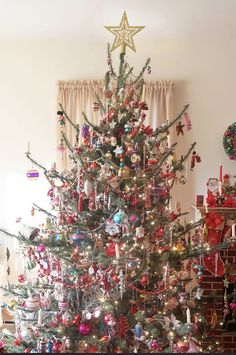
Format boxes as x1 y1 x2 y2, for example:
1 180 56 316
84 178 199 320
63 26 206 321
0 285 25 298
107 43 117 79
32 203 56 219
132 57 150 85
25 152 47 173
95 93 106 113
123 66 134 83
78 207 119 234
173 142 196 172
26 152 69 183
154 104 189 136
82 112 102 133
61 131 74 152
58 103 80 133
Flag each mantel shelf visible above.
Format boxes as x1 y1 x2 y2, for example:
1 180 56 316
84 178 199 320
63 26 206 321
192 206 236 218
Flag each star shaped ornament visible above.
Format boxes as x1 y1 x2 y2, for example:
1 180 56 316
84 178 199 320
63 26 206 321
105 11 145 53
113 145 124 156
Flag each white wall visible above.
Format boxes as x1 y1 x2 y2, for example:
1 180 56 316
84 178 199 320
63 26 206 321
0 37 236 281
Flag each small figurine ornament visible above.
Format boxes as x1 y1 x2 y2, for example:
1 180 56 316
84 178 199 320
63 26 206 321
190 151 201 170
57 110 65 127
176 121 185 136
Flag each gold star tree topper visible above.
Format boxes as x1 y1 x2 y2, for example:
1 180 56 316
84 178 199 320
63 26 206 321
105 11 145 53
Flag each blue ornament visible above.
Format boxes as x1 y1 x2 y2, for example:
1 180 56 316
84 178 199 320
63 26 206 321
134 322 143 338
113 212 122 224
70 233 85 246
96 141 102 148
46 339 53 353
125 125 132 133
55 233 61 241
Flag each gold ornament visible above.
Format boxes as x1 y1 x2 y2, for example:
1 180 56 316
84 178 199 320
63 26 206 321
105 11 145 53
210 308 218 329
8 299 17 309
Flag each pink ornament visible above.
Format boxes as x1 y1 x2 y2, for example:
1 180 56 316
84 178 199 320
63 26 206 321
0 340 4 349
37 244 46 253
151 339 160 350
57 140 65 154
187 340 199 353
230 302 236 310
78 322 91 335
129 214 139 223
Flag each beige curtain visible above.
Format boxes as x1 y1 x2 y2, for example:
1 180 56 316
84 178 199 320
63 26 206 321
56 80 174 169
144 80 174 129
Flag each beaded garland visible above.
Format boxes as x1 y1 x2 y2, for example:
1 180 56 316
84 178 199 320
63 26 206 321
223 122 236 160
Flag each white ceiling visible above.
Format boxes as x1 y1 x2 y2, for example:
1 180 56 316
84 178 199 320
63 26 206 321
1 0 236 41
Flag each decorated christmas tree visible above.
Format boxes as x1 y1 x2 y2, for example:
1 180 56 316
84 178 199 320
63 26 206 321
0 11 234 354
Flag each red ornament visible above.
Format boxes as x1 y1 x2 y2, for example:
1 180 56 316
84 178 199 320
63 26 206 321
78 193 84 212
78 322 91 335
105 242 121 257
24 348 31 353
112 274 120 284
13 337 21 346
176 341 189 352
73 314 81 323
139 102 148 110
52 340 62 353
66 215 76 224
118 315 129 338
88 190 96 211
190 151 201 170
89 162 99 170
18 274 25 283
169 211 178 221
139 275 149 287
156 228 164 238
87 346 98 353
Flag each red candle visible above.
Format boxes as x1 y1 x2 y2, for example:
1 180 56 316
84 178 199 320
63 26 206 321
219 163 222 182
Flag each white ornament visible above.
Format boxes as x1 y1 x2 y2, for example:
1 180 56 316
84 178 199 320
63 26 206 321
110 137 117 147
105 221 120 236
84 180 93 197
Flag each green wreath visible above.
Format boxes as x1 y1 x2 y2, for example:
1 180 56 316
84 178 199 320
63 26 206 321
223 122 236 160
